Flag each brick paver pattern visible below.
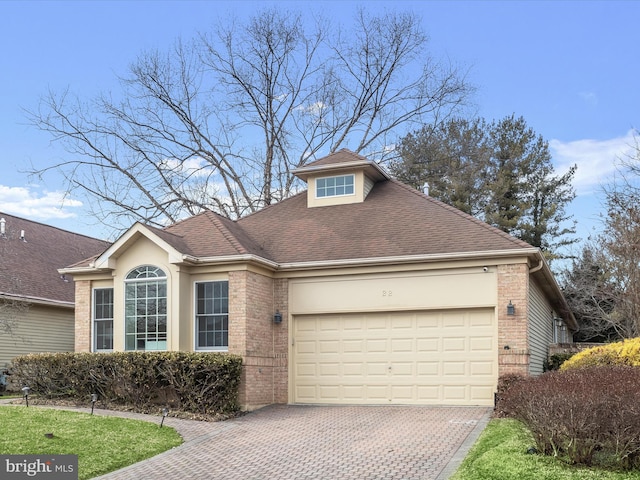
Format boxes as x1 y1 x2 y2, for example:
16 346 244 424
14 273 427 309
91 404 489 480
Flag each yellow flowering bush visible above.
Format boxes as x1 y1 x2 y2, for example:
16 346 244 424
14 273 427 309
560 337 640 370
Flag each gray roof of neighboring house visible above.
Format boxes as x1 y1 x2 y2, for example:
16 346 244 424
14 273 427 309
0 213 110 304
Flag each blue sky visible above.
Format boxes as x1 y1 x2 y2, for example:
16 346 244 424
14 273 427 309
1 0 638 245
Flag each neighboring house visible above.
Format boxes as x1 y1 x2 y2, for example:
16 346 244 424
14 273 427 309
0 213 110 370
61 150 576 410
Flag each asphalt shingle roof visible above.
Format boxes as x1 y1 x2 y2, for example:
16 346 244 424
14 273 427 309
0 213 110 303
235 178 531 264
148 150 533 264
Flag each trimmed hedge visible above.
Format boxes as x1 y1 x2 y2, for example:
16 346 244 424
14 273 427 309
561 338 640 370
497 366 640 470
10 352 243 415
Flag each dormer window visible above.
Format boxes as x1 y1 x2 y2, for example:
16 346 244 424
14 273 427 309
316 174 355 198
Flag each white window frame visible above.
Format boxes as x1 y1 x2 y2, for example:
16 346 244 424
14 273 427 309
124 265 168 351
194 280 229 351
93 287 114 352
315 174 355 198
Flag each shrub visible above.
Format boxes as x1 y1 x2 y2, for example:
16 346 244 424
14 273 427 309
561 338 640 370
543 352 574 371
10 352 243 416
493 373 526 418
499 366 640 469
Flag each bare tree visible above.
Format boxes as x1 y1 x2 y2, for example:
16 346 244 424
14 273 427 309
28 8 471 232
562 131 640 340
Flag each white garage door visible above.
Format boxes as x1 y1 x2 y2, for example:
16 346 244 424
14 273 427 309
292 309 497 406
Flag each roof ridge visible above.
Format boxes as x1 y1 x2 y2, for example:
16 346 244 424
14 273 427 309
0 211 108 242
202 211 249 255
388 179 535 250
304 148 368 166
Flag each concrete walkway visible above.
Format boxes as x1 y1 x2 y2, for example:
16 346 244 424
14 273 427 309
1 399 490 479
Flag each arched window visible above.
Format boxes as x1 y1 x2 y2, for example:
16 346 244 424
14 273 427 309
124 266 167 351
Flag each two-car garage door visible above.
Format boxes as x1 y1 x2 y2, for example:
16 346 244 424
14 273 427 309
292 309 497 406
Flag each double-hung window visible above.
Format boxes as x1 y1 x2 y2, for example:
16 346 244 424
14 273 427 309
125 266 167 351
93 288 114 351
316 174 355 198
195 281 229 350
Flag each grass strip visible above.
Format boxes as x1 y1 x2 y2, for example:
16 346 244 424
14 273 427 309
0 406 182 479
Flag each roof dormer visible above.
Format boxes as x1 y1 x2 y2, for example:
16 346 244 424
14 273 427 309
292 149 390 208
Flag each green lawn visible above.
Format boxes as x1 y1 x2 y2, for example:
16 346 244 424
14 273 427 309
451 418 640 480
0 406 182 479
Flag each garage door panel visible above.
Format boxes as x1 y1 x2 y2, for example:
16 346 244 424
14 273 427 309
293 309 497 406
392 362 414 376
443 362 466 375
417 338 439 352
366 339 387 353
443 337 466 351
391 338 413 352
319 340 340 353
367 362 390 376
470 337 494 351
296 340 317 354
417 362 439 376
296 363 316 377
470 361 494 375
443 385 467 400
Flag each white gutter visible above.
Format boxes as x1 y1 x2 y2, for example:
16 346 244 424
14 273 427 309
0 292 74 309
275 248 540 271
181 254 280 270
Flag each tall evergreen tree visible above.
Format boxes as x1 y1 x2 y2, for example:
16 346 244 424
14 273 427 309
391 114 577 260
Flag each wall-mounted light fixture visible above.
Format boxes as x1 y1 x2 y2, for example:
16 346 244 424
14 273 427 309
507 301 515 316
273 310 283 324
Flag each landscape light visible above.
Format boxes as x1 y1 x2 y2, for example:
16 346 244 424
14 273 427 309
21 386 30 407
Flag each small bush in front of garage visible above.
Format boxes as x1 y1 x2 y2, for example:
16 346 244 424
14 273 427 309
9 351 242 417
498 366 640 470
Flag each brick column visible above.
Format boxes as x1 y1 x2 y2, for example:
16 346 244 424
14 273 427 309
74 280 91 352
230 270 284 409
497 263 529 376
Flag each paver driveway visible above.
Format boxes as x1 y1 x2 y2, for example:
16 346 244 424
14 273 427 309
94 404 490 480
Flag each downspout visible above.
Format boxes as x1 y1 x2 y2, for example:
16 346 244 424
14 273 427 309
529 259 544 274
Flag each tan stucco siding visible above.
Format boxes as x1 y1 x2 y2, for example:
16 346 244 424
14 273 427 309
528 279 553 375
306 170 367 207
0 304 74 368
289 267 497 315
110 237 174 351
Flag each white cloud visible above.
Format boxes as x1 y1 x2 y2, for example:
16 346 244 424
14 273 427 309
578 91 598 106
0 185 82 219
550 130 637 195
296 101 326 117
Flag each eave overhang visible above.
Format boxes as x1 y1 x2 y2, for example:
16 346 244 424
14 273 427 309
292 159 390 183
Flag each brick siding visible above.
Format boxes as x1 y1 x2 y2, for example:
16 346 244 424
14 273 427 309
74 280 91 352
497 263 530 375
230 270 288 409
